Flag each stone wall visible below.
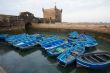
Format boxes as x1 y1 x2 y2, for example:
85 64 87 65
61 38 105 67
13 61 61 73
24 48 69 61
32 23 110 34
0 19 25 33
0 12 38 32
32 23 110 42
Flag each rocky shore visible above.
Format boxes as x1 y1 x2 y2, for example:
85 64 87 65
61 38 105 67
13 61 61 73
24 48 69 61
0 67 6 73
0 26 25 34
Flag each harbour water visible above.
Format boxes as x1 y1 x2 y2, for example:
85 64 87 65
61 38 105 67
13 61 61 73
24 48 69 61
0 29 110 73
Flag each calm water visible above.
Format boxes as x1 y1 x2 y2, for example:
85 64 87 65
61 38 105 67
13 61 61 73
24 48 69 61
0 30 110 73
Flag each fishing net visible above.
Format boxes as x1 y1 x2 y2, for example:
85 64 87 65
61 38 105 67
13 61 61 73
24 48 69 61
56 48 65 53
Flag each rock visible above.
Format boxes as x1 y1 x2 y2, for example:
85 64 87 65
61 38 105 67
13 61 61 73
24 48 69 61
0 67 6 73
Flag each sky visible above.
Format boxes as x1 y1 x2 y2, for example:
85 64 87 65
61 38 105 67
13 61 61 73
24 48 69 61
0 0 110 23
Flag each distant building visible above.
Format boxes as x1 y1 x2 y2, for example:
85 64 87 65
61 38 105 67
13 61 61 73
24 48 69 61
0 6 62 30
0 12 41 29
42 6 62 23
0 14 24 28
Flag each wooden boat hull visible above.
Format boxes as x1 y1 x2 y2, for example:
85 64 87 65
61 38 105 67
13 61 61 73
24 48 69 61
83 41 98 48
47 42 72 56
68 34 98 48
39 35 58 46
57 43 85 66
5 33 43 50
76 52 110 69
0 34 9 40
57 55 76 66
42 39 66 50
68 31 79 39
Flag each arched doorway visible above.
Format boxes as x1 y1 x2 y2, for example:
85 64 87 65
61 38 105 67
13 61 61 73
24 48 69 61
25 22 32 33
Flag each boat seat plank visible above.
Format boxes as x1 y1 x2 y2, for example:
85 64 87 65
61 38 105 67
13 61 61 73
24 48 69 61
89 55 100 63
105 54 110 58
95 55 106 62
83 56 93 63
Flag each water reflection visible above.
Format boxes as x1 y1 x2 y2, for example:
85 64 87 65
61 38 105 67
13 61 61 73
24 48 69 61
75 67 110 73
40 49 57 63
56 64 76 73
13 46 40 57
0 43 13 55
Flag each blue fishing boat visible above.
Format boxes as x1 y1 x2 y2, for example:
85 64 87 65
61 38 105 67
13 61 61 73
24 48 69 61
40 35 59 47
68 31 79 43
76 52 110 69
33 33 45 37
68 37 80 43
57 43 85 66
5 33 42 49
83 41 98 48
68 31 79 39
0 34 9 40
42 39 66 50
79 34 96 42
14 37 39 49
47 42 73 56
5 33 27 42
68 33 98 48
32 33 45 40
68 32 79 42
79 34 98 47
6 33 28 44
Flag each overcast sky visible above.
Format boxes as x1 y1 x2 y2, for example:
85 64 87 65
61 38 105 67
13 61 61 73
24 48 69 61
0 0 110 22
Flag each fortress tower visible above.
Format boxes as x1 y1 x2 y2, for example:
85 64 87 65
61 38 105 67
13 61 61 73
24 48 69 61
42 5 62 23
